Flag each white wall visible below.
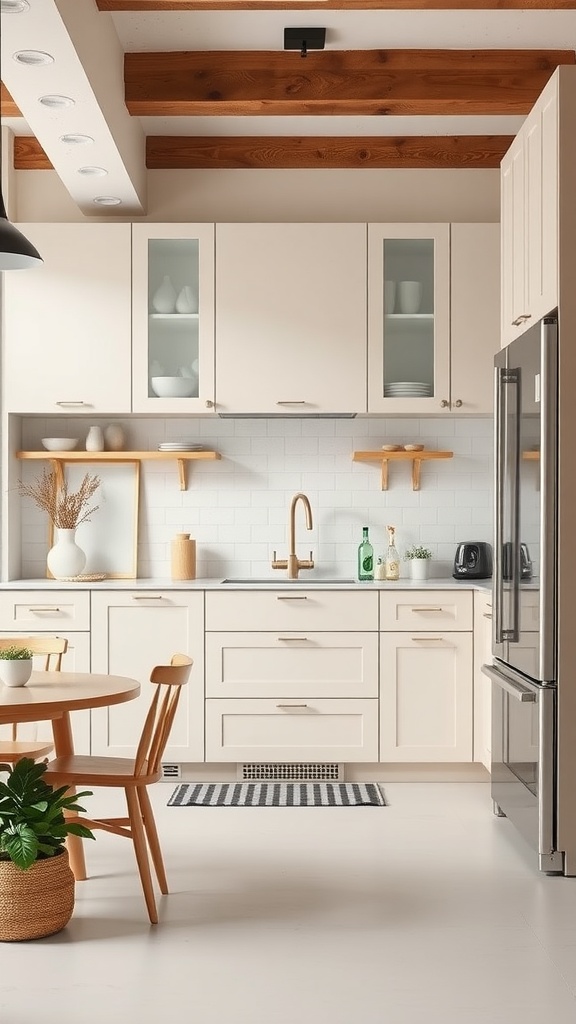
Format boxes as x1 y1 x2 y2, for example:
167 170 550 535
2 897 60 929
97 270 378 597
19 414 493 581
15 167 500 223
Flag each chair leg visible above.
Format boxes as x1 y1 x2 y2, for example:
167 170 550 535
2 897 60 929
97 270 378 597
138 786 168 895
125 788 158 925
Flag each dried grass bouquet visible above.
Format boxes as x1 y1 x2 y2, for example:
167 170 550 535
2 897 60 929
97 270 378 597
19 468 101 529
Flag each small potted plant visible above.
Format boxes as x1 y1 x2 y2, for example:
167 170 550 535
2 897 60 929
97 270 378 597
404 544 433 581
0 646 33 688
0 757 94 941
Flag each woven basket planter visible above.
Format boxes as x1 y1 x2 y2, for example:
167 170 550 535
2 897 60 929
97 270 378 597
0 850 75 942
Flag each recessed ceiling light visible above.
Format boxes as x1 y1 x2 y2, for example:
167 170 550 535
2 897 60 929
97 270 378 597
13 50 54 66
78 166 108 177
1 0 30 12
60 134 94 145
93 196 122 206
39 95 75 110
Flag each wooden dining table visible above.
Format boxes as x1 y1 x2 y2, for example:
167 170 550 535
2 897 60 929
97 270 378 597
0 670 140 880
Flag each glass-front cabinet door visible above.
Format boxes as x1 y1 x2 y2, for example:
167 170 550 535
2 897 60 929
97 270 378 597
368 224 450 413
132 224 215 413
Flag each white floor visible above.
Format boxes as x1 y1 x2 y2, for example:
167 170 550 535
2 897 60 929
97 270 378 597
3 782 576 1024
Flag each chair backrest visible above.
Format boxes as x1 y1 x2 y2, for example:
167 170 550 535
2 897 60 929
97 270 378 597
134 654 193 777
0 636 68 743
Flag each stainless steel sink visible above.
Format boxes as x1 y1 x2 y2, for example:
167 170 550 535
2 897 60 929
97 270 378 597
220 578 356 585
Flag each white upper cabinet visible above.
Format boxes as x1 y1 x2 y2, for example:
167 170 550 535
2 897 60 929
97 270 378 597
501 71 559 347
368 224 450 413
2 223 132 414
214 223 367 415
132 224 215 414
450 223 500 414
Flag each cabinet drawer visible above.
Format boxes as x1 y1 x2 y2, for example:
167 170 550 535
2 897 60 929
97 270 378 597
0 591 90 631
206 632 378 698
205 698 379 762
379 590 472 631
206 590 378 632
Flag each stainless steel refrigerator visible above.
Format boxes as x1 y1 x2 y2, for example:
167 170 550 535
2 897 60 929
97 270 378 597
483 315 564 873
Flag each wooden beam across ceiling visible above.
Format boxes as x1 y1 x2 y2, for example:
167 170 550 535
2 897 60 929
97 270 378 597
0 83 21 118
13 138 53 171
125 49 575 117
147 134 515 168
99 1 576 10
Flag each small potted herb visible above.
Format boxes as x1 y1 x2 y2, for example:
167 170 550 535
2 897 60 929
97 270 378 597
404 544 433 581
0 646 33 688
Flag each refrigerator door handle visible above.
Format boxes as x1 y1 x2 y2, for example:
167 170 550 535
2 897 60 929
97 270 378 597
539 318 558 681
494 364 520 645
482 662 537 702
494 366 505 645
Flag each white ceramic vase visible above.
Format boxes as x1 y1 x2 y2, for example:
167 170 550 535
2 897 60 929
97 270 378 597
47 528 86 580
0 659 33 688
152 275 177 314
398 280 423 315
409 558 429 581
104 423 126 451
85 425 104 452
175 285 198 314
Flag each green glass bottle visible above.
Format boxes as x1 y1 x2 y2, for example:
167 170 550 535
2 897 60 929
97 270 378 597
358 526 374 581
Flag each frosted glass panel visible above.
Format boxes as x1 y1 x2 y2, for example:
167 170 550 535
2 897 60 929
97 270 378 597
382 238 435 398
147 238 200 399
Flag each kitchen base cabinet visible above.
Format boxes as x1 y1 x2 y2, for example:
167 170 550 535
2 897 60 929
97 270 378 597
90 592 204 761
205 698 379 762
380 631 473 762
473 592 493 770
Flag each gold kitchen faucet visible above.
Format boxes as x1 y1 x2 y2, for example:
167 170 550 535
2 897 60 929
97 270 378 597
272 492 314 579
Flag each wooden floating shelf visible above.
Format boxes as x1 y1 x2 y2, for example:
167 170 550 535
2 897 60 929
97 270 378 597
16 450 221 491
353 450 453 491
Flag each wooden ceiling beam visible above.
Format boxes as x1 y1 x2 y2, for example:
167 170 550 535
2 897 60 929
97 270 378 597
99 1 576 11
13 138 53 171
146 134 514 168
125 49 575 116
1 83 21 118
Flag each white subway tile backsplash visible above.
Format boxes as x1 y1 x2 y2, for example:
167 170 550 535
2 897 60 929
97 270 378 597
18 415 492 580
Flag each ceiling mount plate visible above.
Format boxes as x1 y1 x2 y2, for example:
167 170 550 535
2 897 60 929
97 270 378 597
284 27 326 58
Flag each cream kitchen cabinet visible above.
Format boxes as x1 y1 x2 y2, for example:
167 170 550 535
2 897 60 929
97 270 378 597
380 589 473 762
473 590 493 770
2 224 132 414
214 223 367 415
368 223 498 414
205 589 379 762
89 591 204 761
132 224 216 414
500 68 562 347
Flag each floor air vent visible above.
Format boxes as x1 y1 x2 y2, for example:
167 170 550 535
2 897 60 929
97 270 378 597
161 763 181 780
239 762 343 781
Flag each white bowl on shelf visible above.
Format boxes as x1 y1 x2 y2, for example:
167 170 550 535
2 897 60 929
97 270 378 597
41 438 79 452
151 376 196 398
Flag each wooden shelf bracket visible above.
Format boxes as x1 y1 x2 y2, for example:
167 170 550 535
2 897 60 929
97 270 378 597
352 450 454 491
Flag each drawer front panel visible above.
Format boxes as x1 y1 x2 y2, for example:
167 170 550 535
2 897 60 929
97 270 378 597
379 590 473 631
206 698 378 762
206 632 378 698
0 591 90 630
206 590 378 632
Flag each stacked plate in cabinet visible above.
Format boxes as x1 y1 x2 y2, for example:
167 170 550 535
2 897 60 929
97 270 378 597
384 381 432 398
158 441 205 451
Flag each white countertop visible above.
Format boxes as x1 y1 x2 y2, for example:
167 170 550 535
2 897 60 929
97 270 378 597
0 576 494 593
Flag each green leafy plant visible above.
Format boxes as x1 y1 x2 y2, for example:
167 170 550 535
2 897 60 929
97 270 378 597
0 646 32 661
0 757 94 870
404 544 433 561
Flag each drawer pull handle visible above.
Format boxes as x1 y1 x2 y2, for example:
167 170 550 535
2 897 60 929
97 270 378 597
28 606 61 613
411 607 444 612
411 636 444 641
277 637 308 642
131 595 165 601
276 703 309 709
483 612 493 619
276 401 307 406
55 401 87 407
276 596 308 601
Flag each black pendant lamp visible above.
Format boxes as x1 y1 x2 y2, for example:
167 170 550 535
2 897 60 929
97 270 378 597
0 9 42 270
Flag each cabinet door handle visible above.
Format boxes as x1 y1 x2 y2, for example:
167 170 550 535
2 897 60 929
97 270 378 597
483 612 493 619
131 595 165 601
28 606 61 613
55 401 88 407
454 399 463 408
276 703 309 709
411 607 444 612
411 636 444 641
277 637 308 641
276 595 308 601
205 400 214 408
276 401 307 405
440 399 449 408
511 314 532 326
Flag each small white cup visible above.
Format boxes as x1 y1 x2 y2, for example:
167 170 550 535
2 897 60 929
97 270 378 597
398 281 423 315
384 280 396 314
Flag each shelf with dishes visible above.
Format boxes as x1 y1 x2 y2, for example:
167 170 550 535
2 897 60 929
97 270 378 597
16 449 221 491
149 313 199 321
352 449 453 491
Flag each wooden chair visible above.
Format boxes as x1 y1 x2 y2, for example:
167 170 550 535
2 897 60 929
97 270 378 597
43 653 193 925
0 635 68 763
